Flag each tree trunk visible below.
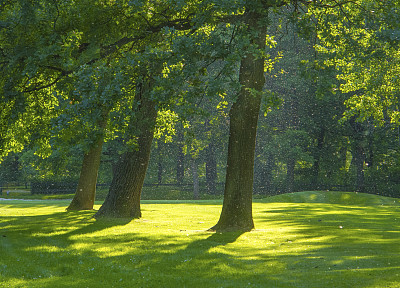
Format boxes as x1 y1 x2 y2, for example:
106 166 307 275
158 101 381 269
312 128 324 189
176 128 185 185
157 149 163 185
206 141 217 194
210 11 266 232
353 144 365 192
349 118 366 192
259 153 275 195
66 136 104 210
192 157 199 200
286 157 295 193
95 83 157 219
67 113 108 211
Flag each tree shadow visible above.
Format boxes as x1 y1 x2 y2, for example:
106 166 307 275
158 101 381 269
1 201 399 287
0 209 131 246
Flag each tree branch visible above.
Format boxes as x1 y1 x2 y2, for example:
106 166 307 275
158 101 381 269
23 75 63 93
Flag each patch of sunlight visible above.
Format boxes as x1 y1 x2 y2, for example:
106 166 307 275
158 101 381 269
92 246 135 258
331 259 345 265
25 245 64 253
341 193 351 201
366 280 400 288
340 266 400 273
345 255 376 261
0 203 69 215
260 191 400 207
68 226 134 241
31 229 74 237
3 278 30 287
309 193 317 201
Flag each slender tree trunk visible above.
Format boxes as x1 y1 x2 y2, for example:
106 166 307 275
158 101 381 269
205 120 217 194
260 153 275 195
95 82 157 219
366 130 376 193
67 136 104 210
192 157 199 200
286 157 295 193
176 128 185 185
157 149 163 185
67 113 108 211
210 10 266 232
349 118 366 192
312 128 324 189
353 144 365 192
206 141 217 194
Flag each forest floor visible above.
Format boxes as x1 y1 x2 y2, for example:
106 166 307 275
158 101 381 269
0 191 399 288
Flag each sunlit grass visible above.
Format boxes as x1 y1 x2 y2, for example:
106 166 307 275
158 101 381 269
1 191 400 287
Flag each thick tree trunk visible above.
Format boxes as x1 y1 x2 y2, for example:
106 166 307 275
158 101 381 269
67 136 104 211
210 11 266 232
95 86 157 219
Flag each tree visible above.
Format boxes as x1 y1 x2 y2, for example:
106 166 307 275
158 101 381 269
95 73 158 218
66 116 107 210
210 3 269 232
1 0 205 214
176 124 185 185
307 0 400 193
211 0 383 232
312 0 400 125
0 0 124 209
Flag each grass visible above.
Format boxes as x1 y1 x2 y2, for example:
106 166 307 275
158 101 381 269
0 189 74 201
1 186 222 201
0 191 399 288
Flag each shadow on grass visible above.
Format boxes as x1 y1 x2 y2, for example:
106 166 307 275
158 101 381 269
1 200 400 287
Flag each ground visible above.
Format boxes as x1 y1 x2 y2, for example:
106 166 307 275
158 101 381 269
0 191 399 287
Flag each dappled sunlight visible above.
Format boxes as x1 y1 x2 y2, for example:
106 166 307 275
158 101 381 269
0 200 72 212
1 196 400 287
25 245 65 253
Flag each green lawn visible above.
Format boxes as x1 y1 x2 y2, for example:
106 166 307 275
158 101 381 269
1 191 399 287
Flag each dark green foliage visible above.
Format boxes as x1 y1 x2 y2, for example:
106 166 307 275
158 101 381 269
31 178 77 195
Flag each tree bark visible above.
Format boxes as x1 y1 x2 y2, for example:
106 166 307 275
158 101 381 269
176 128 185 185
259 153 275 195
312 128 324 189
206 141 217 194
157 148 163 185
210 10 266 232
95 82 157 219
349 118 366 192
353 144 365 192
67 113 108 211
192 157 199 199
286 157 295 193
66 136 104 210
